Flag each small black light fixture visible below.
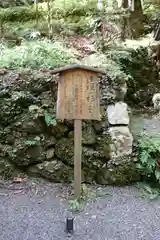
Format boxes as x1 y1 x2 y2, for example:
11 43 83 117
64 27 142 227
66 217 74 234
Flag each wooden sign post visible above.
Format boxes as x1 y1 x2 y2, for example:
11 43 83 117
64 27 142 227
53 65 103 198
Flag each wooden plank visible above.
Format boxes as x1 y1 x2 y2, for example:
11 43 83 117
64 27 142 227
74 119 82 198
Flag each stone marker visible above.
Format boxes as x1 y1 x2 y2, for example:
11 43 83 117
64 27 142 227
107 102 129 125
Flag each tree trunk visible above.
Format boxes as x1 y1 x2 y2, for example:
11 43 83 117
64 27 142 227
47 0 53 39
129 0 144 39
34 0 38 28
120 0 144 40
120 0 130 40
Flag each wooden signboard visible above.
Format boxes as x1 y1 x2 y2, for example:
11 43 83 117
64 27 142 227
53 65 103 198
56 68 101 120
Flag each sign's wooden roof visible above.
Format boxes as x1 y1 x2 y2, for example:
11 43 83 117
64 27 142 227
51 64 104 74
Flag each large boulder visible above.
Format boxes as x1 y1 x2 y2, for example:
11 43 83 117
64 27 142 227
82 123 96 145
0 157 19 179
0 143 24 179
97 156 141 185
9 140 46 167
28 160 74 183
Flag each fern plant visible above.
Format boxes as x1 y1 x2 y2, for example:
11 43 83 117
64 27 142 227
44 110 57 126
137 135 160 183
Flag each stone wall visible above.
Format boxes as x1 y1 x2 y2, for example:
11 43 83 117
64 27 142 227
0 68 141 185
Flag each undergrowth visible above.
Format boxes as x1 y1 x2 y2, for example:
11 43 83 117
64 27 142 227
137 135 160 183
69 184 95 212
0 39 78 69
134 134 160 200
69 184 111 212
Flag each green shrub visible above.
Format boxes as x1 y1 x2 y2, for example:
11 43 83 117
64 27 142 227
137 135 160 183
105 47 133 83
144 2 160 21
0 39 78 69
0 6 42 22
0 0 98 24
45 0 98 19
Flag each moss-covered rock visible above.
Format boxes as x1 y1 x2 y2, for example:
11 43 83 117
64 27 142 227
55 138 74 166
82 122 96 145
44 136 56 148
0 98 23 126
45 148 55 160
7 138 46 166
13 114 44 134
0 157 18 179
96 156 141 185
0 143 25 179
28 160 73 183
55 137 108 170
95 134 111 159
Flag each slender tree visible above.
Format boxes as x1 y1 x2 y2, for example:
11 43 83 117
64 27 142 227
34 0 39 28
130 0 144 38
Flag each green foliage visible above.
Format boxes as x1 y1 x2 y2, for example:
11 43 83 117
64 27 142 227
105 48 133 83
44 111 57 127
0 0 125 36
137 135 160 183
118 43 155 88
69 198 83 212
0 39 77 69
144 1 160 21
0 0 97 24
29 105 57 127
105 59 130 83
29 104 44 119
0 0 99 36
43 0 98 19
0 6 42 22
136 182 160 200
24 136 41 146
106 48 132 66
69 184 96 212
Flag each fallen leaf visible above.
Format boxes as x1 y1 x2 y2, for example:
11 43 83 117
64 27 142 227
14 190 24 194
13 178 25 183
0 68 7 75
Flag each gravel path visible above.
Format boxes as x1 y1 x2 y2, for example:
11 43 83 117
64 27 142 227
0 179 160 240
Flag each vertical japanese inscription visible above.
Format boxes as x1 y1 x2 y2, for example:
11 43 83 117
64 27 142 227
88 75 95 117
79 72 83 116
73 76 78 117
68 73 73 118
75 72 79 117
